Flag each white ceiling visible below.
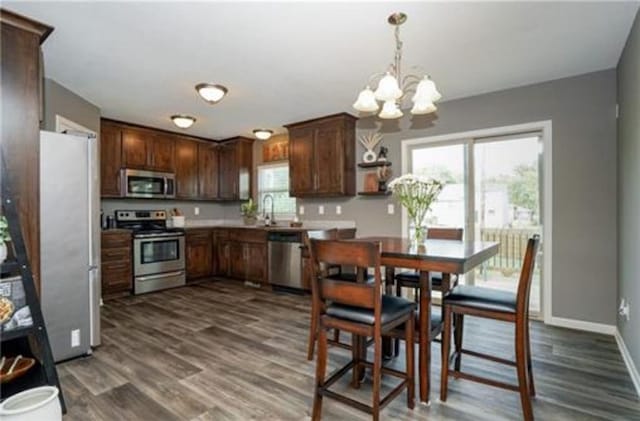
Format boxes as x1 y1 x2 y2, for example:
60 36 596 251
6 1 639 139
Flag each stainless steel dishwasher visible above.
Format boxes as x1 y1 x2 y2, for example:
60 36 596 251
268 231 303 289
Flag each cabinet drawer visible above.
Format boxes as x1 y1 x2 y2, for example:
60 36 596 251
102 260 132 274
102 248 131 262
102 232 132 249
186 229 211 242
229 229 266 244
213 228 230 240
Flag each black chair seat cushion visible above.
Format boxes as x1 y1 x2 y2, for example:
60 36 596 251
395 271 453 288
444 285 516 314
326 295 416 325
415 308 443 331
326 272 374 283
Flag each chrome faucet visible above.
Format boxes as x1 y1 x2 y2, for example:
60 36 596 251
263 194 275 226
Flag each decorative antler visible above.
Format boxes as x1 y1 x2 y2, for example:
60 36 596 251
358 132 383 151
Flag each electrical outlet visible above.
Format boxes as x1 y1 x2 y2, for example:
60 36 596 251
619 299 631 321
194 207 200 216
319 205 325 215
387 204 395 215
336 205 342 215
299 205 305 215
71 329 80 347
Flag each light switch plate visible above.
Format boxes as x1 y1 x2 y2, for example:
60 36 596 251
319 205 325 215
194 207 200 216
387 204 395 215
299 206 305 215
336 205 342 215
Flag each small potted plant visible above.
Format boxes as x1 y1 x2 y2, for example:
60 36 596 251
240 199 258 225
0 216 10 264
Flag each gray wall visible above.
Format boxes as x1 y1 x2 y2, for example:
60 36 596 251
617 12 640 370
42 78 100 134
300 69 618 325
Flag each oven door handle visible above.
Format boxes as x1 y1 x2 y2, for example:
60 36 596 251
136 271 185 282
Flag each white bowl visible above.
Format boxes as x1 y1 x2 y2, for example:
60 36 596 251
0 386 62 421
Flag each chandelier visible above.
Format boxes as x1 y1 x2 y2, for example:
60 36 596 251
353 12 441 119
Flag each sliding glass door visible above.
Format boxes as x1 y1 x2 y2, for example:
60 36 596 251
409 132 543 316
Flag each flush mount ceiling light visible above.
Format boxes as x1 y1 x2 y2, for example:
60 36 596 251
195 83 228 104
353 12 442 119
253 129 274 140
171 115 196 129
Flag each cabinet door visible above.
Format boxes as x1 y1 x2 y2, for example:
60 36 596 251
314 124 344 195
186 230 213 280
100 122 122 197
288 127 315 196
246 243 267 283
150 134 175 172
102 260 133 294
218 144 238 200
122 129 149 169
175 137 199 199
215 240 230 277
198 143 219 199
229 242 246 279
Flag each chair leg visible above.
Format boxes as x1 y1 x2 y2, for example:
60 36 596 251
405 313 415 409
372 331 382 421
394 282 402 357
312 326 328 421
525 319 535 397
351 333 362 389
453 313 464 371
516 320 534 421
307 301 318 361
440 305 452 402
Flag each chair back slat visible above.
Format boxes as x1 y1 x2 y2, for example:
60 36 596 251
516 235 541 316
311 239 380 268
321 278 376 309
311 239 382 310
428 228 464 241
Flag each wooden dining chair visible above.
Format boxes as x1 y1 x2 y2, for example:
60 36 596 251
440 235 540 421
392 227 463 356
310 239 416 421
394 227 464 297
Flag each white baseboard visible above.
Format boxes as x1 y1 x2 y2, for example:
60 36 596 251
546 316 616 335
615 329 640 398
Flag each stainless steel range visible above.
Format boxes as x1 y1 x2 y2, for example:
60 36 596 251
115 210 186 294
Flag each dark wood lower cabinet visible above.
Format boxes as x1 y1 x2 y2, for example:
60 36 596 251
101 230 132 297
246 243 267 283
185 229 213 281
212 228 268 284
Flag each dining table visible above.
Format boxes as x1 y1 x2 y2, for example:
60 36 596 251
355 236 500 404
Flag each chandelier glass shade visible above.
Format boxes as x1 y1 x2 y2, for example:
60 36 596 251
353 13 441 119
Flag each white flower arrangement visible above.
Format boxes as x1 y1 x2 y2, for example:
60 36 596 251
388 174 443 241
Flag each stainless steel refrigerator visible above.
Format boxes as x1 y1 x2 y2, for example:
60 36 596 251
40 130 101 362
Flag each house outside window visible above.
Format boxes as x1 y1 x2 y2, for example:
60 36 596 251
257 162 296 218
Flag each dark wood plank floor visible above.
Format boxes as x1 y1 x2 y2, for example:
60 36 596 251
58 280 640 420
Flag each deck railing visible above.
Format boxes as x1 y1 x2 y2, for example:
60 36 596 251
480 227 539 274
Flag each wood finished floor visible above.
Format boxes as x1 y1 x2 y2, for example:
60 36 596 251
58 280 640 420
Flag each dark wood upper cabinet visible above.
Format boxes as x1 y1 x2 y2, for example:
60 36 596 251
100 121 122 197
285 113 357 197
1 10 53 291
121 128 149 169
198 143 219 200
288 127 315 196
218 137 254 201
174 137 199 199
99 118 253 201
150 134 175 172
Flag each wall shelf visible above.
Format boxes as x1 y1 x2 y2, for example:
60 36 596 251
357 161 392 168
357 191 392 196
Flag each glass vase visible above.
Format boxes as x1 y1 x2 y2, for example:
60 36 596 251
412 222 428 251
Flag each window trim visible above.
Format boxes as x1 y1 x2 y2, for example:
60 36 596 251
257 161 296 218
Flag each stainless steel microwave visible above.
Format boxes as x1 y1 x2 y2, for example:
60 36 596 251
121 169 175 199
